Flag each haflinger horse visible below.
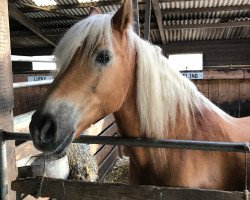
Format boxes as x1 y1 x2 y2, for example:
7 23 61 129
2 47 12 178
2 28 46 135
30 0 250 191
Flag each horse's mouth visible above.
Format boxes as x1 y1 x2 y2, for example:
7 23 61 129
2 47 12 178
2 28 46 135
32 131 74 155
49 133 74 155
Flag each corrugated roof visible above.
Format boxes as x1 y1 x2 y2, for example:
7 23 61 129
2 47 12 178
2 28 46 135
9 0 250 49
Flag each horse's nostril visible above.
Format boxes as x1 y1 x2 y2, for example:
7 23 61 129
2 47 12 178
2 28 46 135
40 119 57 143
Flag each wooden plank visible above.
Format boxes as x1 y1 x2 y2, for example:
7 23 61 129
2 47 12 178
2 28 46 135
218 80 229 113
14 85 49 116
228 80 240 103
83 114 115 136
132 0 140 36
240 79 250 101
162 5 250 15
11 177 245 200
163 21 250 30
97 147 118 182
8 3 57 46
208 80 219 104
152 0 166 44
204 70 245 80
0 1 17 199
239 79 250 117
89 123 118 155
228 79 240 117
95 144 115 166
218 80 229 104
143 0 151 40
244 70 250 79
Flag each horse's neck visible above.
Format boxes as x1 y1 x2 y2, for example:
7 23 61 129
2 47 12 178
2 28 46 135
115 92 229 142
114 87 141 138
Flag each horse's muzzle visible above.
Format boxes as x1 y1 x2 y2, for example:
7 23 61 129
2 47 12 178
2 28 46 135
29 111 73 154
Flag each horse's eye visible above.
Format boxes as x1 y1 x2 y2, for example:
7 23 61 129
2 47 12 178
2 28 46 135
96 50 111 65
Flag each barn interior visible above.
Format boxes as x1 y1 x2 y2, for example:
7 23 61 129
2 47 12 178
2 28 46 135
9 0 250 117
1 0 250 199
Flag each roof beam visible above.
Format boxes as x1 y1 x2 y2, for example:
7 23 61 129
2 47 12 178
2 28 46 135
8 3 57 46
152 0 166 44
13 0 121 13
163 21 250 30
143 0 152 40
162 5 250 15
133 0 140 36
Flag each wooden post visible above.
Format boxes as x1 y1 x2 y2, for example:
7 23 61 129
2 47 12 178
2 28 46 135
0 0 17 199
144 0 151 40
132 0 140 36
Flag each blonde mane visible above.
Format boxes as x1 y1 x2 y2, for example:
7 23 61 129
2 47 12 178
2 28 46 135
54 13 233 139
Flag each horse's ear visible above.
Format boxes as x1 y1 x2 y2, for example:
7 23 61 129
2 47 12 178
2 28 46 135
112 0 133 34
89 7 101 16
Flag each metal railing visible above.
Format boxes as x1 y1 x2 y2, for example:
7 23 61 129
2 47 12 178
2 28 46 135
0 130 250 199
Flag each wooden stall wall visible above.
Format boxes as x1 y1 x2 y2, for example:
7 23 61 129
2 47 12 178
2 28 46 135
13 69 250 117
194 69 250 117
14 85 49 116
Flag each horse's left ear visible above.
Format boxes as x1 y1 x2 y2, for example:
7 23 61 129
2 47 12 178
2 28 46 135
112 0 133 34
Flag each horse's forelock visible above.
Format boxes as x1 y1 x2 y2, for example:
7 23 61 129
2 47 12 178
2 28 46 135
54 13 114 75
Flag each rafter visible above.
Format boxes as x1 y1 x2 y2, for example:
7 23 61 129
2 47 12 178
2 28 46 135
12 0 122 13
162 5 250 15
151 0 166 44
163 21 250 30
8 3 57 46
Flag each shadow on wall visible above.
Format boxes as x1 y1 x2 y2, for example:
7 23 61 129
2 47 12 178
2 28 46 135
218 100 250 118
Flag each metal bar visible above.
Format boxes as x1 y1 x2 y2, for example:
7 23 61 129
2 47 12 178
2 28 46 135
0 130 7 200
2 131 250 153
13 80 53 89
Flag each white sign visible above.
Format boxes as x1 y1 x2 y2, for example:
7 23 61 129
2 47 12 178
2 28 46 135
27 76 53 82
181 71 204 80
168 53 203 71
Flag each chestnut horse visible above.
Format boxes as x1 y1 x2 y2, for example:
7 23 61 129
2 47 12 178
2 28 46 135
30 0 250 191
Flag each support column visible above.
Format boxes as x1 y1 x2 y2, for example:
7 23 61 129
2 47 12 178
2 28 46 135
0 0 17 199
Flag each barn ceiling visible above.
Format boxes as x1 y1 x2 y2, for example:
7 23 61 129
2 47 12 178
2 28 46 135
8 0 250 51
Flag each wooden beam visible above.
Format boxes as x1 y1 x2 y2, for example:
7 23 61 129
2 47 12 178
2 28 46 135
0 1 17 199
132 0 140 36
162 5 250 15
163 21 250 30
13 0 122 13
11 177 245 200
8 3 57 46
143 0 151 40
10 0 81 20
151 0 166 44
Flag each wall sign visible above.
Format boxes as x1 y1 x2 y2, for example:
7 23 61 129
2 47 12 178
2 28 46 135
181 71 204 80
27 76 53 82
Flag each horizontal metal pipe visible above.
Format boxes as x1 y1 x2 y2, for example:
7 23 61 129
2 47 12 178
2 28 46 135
2 131 250 153
13 80 53 89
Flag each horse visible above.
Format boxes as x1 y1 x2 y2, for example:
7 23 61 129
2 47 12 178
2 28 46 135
29 0 250 191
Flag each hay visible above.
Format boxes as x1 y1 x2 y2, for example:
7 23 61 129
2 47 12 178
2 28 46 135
67 143 98 182
104 156 129 184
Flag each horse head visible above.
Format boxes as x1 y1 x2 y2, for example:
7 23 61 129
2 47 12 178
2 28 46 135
29 0 136 154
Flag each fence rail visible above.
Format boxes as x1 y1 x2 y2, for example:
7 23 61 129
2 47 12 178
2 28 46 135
2 131 250 153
